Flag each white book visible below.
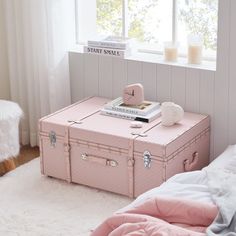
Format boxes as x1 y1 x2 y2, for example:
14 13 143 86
104 97 160 116
100 107 161 123
84 45 131 58
88 36 131 50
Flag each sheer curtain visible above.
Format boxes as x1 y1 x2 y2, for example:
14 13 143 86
3 0 76 146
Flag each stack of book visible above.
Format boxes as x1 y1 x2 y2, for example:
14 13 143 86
84 36 133 58
100 97 161 123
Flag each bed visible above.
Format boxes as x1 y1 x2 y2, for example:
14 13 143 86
91 145 236 235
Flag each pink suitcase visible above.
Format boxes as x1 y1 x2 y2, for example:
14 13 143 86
39 97 210 198
39 97 109 182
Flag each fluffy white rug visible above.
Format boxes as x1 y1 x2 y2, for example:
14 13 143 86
0 158 132 236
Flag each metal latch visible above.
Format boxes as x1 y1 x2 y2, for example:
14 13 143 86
143 151 152 168
49 131 56 147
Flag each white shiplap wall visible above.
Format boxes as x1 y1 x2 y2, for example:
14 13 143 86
69 0 236 160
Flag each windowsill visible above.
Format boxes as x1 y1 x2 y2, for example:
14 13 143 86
70 45 216 72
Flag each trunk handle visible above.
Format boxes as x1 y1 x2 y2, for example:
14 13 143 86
81 153 118 167
184 151 199 171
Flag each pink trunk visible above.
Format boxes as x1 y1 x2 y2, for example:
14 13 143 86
39 97 210 197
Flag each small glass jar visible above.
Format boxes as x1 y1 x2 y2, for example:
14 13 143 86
188 35 203 64
164 41 178 62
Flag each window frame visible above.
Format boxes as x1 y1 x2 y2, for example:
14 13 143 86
75 0 217 61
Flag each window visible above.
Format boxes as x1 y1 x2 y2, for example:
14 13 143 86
76 0 218 60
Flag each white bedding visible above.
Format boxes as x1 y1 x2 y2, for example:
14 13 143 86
206 146 236 235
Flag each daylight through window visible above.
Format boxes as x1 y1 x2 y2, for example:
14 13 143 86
76 0 218 60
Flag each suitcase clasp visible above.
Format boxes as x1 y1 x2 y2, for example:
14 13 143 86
143 151 152 168
49 131 56 147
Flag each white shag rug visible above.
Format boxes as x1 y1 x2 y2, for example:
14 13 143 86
0 158 132 236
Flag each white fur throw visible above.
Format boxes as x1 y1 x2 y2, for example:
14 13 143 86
0 100 23 161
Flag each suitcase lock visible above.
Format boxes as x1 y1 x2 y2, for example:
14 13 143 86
143 151 152 169
49 131 56 147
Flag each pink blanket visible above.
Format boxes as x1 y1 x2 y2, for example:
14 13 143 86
91 197 218 236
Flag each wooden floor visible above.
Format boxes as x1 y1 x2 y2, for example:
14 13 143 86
15 145 39 167
0 146 39 176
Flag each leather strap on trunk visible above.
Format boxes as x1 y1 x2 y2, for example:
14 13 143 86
63 108 105 183
127 137 135 198
127 119 162 197
39 96 94 177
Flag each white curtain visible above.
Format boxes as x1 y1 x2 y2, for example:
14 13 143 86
3 0 76 146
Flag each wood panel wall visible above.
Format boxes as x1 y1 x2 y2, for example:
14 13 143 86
69 0 236 161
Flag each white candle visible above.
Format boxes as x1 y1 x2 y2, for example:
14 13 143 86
188 44 202 64
164 42 178 62
187 35 203 64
